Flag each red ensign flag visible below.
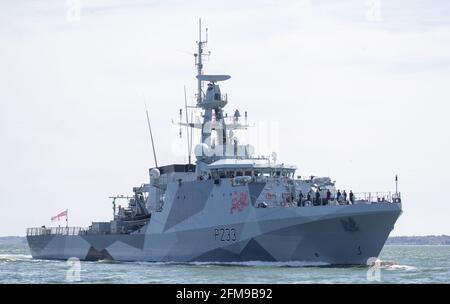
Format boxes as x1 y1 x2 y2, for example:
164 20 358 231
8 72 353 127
51 210 68 222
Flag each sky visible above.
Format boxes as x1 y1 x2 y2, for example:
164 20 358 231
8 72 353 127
1 0 450 236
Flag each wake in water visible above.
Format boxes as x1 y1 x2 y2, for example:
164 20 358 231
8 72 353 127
125 260 331 268
185 261 331 267
0 254 32 262
97 259 119 264
0 253 416 272
111 259 417 270
379 261 417 271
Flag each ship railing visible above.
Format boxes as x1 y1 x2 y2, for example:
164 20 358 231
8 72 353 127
353 192 401 204
26 226 88 236
255 191 401 209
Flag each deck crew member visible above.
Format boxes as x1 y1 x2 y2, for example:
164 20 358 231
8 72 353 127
298 191 303 207
343 190 348 204
325 189 331 205
349 190 354 204
315 189 320 206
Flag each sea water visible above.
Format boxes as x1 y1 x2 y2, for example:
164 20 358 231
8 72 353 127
0 244 448 283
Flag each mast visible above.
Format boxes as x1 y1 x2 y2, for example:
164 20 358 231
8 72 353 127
184 86 191 164
195 19 207 105
195 19 212 150
185 20 232 163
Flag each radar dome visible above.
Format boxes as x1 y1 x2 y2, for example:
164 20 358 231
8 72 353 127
194 143 213 157
150 168 160 179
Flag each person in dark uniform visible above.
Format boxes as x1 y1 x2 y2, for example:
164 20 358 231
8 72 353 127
343 190 348 204
326 189 331 205
315 189 320 206
349 190 354 204
336 190 341 203
307 192 311 206
298 191 303 207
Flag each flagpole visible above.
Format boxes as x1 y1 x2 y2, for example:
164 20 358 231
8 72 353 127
66 209 69 228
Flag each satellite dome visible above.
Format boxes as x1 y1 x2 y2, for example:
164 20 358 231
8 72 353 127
150 168 160 179
194 143 213 157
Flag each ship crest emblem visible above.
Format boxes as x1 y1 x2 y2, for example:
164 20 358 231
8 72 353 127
230 192 248 214
340 217 359 232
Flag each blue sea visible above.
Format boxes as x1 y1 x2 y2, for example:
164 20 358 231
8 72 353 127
0 244 448 283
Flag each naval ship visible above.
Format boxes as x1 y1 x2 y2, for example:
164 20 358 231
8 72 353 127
27 23 402 265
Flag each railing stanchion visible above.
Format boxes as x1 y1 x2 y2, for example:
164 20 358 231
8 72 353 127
26 226 88 236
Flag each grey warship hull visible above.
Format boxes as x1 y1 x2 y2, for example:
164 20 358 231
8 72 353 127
27 196 401 265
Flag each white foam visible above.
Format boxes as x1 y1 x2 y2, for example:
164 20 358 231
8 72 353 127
97 259 117 264
192 260 330 267
383 264 417 271
129 260 330 267
0 254 32 262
